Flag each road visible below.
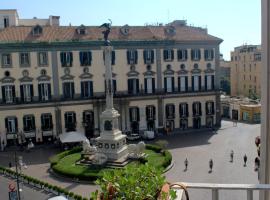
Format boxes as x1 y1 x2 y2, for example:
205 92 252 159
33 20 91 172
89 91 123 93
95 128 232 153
0 120 261 200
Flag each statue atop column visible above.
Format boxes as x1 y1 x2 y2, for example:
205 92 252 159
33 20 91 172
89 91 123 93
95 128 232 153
99 19 112 46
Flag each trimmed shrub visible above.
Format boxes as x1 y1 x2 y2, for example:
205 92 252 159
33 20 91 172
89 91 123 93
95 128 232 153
145 144 162 153
49 146 82 166
161 150 172 168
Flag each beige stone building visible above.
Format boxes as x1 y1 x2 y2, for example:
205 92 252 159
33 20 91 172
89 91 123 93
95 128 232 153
230 45 261 98
0 10 222 145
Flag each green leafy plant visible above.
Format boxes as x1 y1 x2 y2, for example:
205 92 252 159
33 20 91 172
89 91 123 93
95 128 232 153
91 163 175 200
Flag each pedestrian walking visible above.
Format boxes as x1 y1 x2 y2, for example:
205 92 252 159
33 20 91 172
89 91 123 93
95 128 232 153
184 158 188 171
209 159 213 172
244 154 247 167
230 150 234 162
255 157 260 171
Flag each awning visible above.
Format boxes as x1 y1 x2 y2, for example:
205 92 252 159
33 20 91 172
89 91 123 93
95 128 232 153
59 131 87 143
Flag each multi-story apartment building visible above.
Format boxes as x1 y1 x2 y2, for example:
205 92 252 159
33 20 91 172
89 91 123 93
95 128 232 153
230 45 261 98
220 55 230 95
0 10 222 145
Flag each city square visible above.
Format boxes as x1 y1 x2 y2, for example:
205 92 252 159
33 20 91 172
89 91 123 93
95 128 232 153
0 120 260 199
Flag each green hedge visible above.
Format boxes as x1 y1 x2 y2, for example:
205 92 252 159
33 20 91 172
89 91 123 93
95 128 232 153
145 144 162 153
162 150 172 168
49 146 82 166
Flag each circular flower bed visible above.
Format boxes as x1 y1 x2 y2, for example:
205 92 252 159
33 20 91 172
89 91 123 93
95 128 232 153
50 144 172 181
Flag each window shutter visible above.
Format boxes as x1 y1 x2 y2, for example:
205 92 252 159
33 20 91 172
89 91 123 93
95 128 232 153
79 52 83 66
143 50 146 64
165 105 169 118
211 75 215 90
12 86 15 101
60 52 64 65
204 50 207 60
198 76 201 91
20 85 24 102
90 81 93 96
136 107 140 121
151 50 154 63
198 49 201 60
70 52 73 65
30 85 34 100
48 83 52 100
5 118 8 131
135 50 138 64
164 77 167 92
152 78 155 93
153 106 156 120
171 50 174 60
205 102 208 114
111 51 115 65
38 84 42 101
186 103 189 117
192 103 195 116
32 116 36 129
172 105 175 118
136 79 139 93
89 51 92 65
212 102 215 113
211 50 214 60
177 50 181 60
128 79 132 94
15 117 18 132
192 76 194 91
199 103 202 115
71 82 75 98
129 108 132 122
171 77 175 92
163 50 167 60
185 50 188 60
2 86 6 103
127 51 130 64
113 80 116 93
191 50 194 60
146 107 149 119
184 77 188 92
144 78 147 93
81 82 84 97
64 113 68 128
73 113 77 124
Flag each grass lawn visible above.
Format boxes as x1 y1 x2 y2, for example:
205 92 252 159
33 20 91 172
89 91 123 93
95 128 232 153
51 145 171 181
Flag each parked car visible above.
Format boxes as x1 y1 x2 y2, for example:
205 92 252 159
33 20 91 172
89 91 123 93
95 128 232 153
48 196 68 200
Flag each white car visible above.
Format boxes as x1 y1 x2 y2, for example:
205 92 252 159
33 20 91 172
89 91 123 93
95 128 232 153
143 131 155 140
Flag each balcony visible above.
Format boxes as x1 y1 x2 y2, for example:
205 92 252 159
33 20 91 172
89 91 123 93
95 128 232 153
172 182 270 200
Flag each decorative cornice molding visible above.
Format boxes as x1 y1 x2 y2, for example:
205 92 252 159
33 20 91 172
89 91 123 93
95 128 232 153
60 74 75 80
191 68 202 74
143 70 156 76
37 74 51 82
79 72 93 79
163 68 175 75
127 70 139 77
19 76 33 82
177 69 188 75
1 76 15 83
204 68 215 74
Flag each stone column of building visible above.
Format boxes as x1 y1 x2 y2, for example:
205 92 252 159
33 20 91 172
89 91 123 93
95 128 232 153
260 0 270 199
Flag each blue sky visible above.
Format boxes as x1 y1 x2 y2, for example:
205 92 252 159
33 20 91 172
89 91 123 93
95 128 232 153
1 0 261 60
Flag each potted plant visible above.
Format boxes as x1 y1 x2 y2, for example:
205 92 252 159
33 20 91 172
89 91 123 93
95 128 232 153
90 163 177 200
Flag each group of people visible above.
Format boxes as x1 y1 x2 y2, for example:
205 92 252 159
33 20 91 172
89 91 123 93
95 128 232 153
184 150 260 173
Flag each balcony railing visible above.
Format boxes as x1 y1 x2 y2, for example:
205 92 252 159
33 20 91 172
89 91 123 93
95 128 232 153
172 182 270 200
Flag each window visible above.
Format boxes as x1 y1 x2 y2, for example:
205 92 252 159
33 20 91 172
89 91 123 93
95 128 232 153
20 84 33 102
164 77 175 93
5 117 18 134
80 51 92 66
129 107 140 122
192 102 202 116
249 64 252 72
254 76 257 83
179 103 189 117
23 115 36 132
81 81 93 98
20 53 30 66
165 104 175 119
38 52 48 66
128 79 139 94
2 54 12 67
144 78 155 94
4 17 9 28
163 49 174 61
177 49 188 61
205 75 214 91
206 101 215 115
41 113 53 131
143 50 154 64
1 85 15 103
178 76 188 92
204 49 214 60
146 106 156 120
192 76 201 91
127 50 138 64
64 112 76 132
63 82 74 99
83 110 94 126
38 83 51 101
254 53 261 61
60 52 73 67
32 25 43 36
191 49 201 60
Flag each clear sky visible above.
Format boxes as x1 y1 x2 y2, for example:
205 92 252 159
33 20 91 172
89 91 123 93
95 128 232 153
1 0 261 60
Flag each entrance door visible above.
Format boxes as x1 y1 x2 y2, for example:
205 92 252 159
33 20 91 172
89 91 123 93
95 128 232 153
83 111 94 138
206 117 213 128
147 120 155 131
232 110 238 120
180 118 188 130
193 117 201 129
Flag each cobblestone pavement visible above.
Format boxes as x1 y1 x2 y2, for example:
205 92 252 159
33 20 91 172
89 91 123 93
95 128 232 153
0 120 260 199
